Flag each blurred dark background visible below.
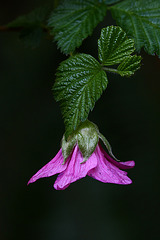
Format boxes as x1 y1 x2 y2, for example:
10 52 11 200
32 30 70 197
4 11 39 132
0 1 160 240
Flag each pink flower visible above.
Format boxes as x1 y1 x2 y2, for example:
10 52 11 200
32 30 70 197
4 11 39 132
28 143 135 190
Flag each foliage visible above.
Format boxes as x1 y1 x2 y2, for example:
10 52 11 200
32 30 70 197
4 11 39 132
104 0 122 5
3 0 154 137
53 53 108 138
7 6 50 48
48 0 107 54
111 0 160 56
98 26 135 65
53 26 141 137
98 26 142 77
117 55 142 77
5 0 160 56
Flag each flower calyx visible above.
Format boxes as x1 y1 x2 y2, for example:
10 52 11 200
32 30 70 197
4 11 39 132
62 120 99 164
61 120 119 164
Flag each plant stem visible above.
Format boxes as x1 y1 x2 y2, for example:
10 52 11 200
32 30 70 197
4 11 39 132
102 67 119 74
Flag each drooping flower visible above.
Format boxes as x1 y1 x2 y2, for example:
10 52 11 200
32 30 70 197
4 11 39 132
28 120 135 190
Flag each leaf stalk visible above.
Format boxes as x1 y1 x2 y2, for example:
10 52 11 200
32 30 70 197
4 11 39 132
102 66 119 74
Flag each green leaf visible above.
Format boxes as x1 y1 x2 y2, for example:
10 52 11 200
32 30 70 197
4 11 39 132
111 0 160 57
53 53 108 138
7 6 50 48
117 55 142 77
98 26 135 65
18 27 43 48
48 0 107 54
7 6 50 28
104 0 122 5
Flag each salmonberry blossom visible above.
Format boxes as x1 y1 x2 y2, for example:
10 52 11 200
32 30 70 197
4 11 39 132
28 120 135 190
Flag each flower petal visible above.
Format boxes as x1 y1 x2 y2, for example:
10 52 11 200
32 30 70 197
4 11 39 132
54 145 97 190
88 145 133 185
28 149 67 184
100 144 135 169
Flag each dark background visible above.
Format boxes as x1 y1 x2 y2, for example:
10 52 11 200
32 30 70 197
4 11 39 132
0 1 160 240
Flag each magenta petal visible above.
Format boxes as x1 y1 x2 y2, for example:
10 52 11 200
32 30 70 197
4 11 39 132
100 144 135 169
88 145 133 185
28 149 67 184
54 145 97 190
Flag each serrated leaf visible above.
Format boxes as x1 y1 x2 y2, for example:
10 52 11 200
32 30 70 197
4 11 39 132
7 6 50 48
48 0 107 54
117 55 142 77
7 6 50 28
98 26 135 65
104 0 122 5
53 53 108 138
111 0 160 57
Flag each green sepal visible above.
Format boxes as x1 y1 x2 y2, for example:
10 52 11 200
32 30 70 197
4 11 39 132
61 120 99 164
61 119 121 164
77 121 99 163
98 132 120 161
61 135 77 164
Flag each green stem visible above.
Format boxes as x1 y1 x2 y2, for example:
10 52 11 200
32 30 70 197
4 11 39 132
102 66 119 74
